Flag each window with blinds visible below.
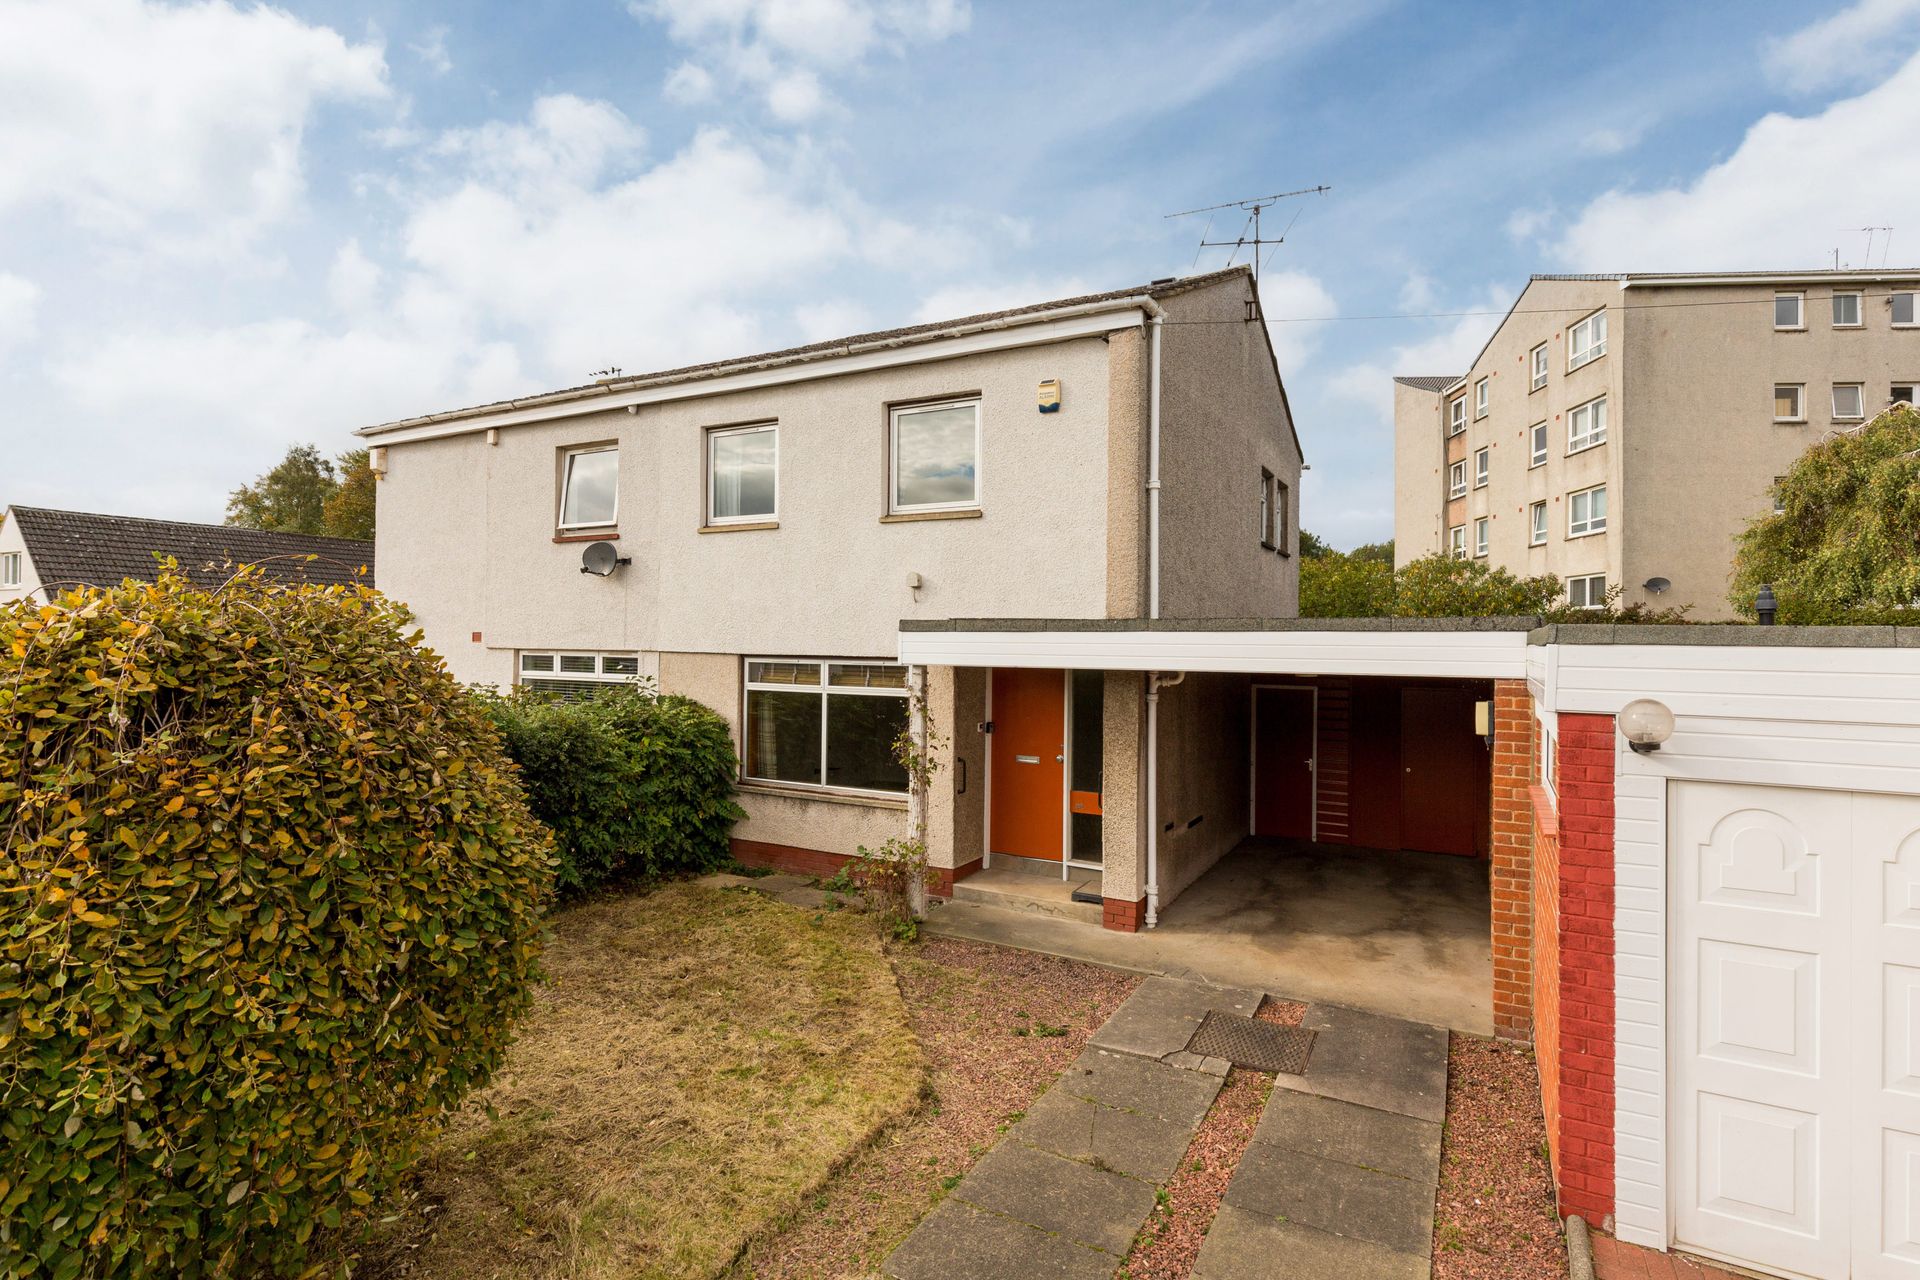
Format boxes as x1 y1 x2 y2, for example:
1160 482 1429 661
517 651 643 700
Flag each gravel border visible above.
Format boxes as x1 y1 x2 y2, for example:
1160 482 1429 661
1432 1035 1566 1279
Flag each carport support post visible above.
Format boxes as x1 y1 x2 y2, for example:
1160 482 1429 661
1144 670 1185 928
1490 678 1537 1040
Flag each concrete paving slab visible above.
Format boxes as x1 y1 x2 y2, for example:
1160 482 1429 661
954 1140 1156 1255
1223 1143 1435 1257
1055 1047 1223 1126
1089 974 1263 1062
1251 1088 1443 1183
1194 1205 1428 1280
883 1198 1121 1280
1012 1090 1200 1185
1290 1003 1448 1123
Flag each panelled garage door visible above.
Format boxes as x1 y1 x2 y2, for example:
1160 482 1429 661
1673 781 1920 1278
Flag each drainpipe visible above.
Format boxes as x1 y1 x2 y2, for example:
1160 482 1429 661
1144 670 1186 928
1147 314 1164 620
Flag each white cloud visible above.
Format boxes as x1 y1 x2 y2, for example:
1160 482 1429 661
632 0 969 121
0 273 41 357
1764 0 1920 93
326 240 382 315
1504 206 1553 244
1553 49 1920 270
0 0 389 248
409 25 453 75
1326 285 1509 426
1259 270 1338 376
433 95 647 197
1579 123 1643 156
793 299 873 341
911 277 1093 324
663 61 717 104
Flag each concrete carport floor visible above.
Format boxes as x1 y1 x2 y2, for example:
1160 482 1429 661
928 837 1493 1033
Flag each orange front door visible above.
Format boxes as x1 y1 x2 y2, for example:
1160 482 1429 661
990 668 1066 860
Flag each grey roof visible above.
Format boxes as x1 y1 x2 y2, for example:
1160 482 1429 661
7 506 374 591
361 266 1256 435
1392 375 1461 392
1531 268 1920 282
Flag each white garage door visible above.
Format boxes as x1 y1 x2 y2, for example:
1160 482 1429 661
1673 780 1920 1278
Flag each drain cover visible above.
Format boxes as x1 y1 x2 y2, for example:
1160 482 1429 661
1186 1011 1316 1075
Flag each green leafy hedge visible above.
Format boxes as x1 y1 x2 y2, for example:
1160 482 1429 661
0 572 554 1278
480 684 745 895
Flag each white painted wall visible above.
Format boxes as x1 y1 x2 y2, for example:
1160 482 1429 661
0 514 41 605
1536 640 1920 1250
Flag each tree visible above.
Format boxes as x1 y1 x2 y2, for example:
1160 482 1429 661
1730 404 1920 623
1299 529 1333 559
1301 549 1686 620
1350 539 1394 565
227 442 375 539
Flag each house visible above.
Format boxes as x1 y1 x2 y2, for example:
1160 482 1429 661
0 505 375 604
1393 269 1920 618
358 266 1304 928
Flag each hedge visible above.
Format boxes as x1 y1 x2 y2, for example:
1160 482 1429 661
480 684 744 895
0 571 555 1277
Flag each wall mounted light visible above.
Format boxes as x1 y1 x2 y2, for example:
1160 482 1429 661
1619 698 1675 754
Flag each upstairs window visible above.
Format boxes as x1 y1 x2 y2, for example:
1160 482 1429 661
1894 292 1917 327
1832 383 1865 420
559 445 619 529
1774 384 1805 422
1530 501 1548 545
1449 460 1467 498
1894 383 1917 407
1772 476 1787 515
1567 574 1607 610
1475 377 1489 418
1774 292 1804 330
1258 468 1275 547
1530 421 1548 468
744 659 909 795
518 651 641 700
1474 517 1489 557
1568 310 1607 369
1567 396 1608 453
1474 447 1490 487
1447 395 1467 436
1568 485 1607 537
0 552 18 587
1833 292 1862 327
1530 343 1549 391
708 423 777 524
1274 480 1292 555
891 399 980 513
1448 524 1466 558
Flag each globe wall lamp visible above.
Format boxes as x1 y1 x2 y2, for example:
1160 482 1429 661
1620 698 1675 754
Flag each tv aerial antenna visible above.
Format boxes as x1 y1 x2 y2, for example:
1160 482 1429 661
1165 185 1330 284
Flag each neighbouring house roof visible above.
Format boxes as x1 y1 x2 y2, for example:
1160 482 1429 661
1392 375 1461 392
358 265 1258 438
6 506 374 592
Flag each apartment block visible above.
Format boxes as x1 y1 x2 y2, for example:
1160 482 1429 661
1394 270 1920 618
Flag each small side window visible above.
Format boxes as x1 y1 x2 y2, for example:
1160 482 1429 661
1832 292 1862 327
559 445 619 529
0 552 19 588
1774 384 1805 422
1774 292 1804 330
1894 292 1917 327
1474 377 1489 418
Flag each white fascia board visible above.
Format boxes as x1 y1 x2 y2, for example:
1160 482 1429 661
896 627 1530 681
1621 272 1920 288
361 306 1148 445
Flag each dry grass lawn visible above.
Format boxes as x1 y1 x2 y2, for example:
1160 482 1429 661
355 882 926 1280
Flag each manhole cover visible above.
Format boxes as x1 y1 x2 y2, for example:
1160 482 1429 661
1186 1011 1315 1075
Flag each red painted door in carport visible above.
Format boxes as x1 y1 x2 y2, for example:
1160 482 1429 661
1399 685 1479 856
1253 686 1315 839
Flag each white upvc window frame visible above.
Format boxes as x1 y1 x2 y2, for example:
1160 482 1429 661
1474 377 1489 418
1530 342 1549 391
1448 460 1467 498
1448 524 1466 558
517 650 643 698
1567 573 1607 610
0 551 18 587
1474 446 1489 488
742 657 910 798
1530 500 1548 546
1894 383 1918 407
1567 395 1608 454
1774 383 1805 423
889 397 982 515
706 421 778 525
1772 477 1787 516
1259 467 1275 547
1567 309 1607 370
1447 394 1467 436
1832 383 1865 421
1832 291 1863 328
1530 421 1548 468
557 443 620 530
1568 484 1607 538
1774 291 1805 331
1893 291 1917 328
1474 517 1489 558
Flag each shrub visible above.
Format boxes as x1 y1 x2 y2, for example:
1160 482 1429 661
1302 551 1689 622
479 684 745 895
0 571 554 1278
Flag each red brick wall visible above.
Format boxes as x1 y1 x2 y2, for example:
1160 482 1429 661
730 838 980 897
1534 713 1617 1224
1103 896 1145 932
1489 679 1535 1040
1530 784 1563 1188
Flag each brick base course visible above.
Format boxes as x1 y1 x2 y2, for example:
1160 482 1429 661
1102 896 1146 932
729 838 981 897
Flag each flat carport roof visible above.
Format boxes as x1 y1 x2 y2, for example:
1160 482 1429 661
896 616 1537 680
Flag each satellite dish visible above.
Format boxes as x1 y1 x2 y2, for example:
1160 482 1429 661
580 542 631 577
1643 577 1671 595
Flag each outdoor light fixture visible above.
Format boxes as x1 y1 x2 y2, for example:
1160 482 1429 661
1619 698 1675 754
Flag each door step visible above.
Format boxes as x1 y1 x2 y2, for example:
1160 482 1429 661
952 873 1104 925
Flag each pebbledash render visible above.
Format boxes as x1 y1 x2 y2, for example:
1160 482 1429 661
357 266 1303 925
1394 269 1920 619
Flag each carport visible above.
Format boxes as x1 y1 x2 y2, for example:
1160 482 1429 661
897 618 1537 1036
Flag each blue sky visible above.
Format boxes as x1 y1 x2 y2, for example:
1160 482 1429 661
3 0 1918 547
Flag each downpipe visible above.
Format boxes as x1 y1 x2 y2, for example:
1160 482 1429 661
1147 314 1164 621
1144 670 1186 928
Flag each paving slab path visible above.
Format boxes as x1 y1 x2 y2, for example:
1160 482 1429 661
883 977 1450 1280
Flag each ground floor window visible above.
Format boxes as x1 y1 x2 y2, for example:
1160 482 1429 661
1567 573 1607 610
744 659 909 794
517 650 642 699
